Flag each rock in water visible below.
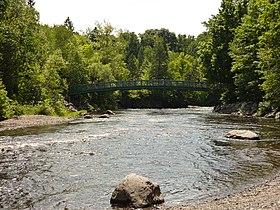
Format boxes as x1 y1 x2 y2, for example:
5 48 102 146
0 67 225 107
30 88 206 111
84 115 93 119
98 114 110 118
225 130 260 140
106 110 115 115
110 173 164 208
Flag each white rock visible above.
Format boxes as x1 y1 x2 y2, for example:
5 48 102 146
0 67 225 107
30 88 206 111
225 130 260 140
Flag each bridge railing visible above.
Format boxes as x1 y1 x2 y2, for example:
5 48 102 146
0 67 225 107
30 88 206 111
68 80 211 95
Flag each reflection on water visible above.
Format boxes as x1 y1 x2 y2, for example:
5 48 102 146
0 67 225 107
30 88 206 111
0 108 280 209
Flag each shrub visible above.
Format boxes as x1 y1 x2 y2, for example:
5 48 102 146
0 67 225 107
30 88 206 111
0 80 14 120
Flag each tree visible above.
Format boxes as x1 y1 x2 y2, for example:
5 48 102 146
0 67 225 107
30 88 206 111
139 28 178 52
91 22 116 65
0 0 8 17
199 0 248 103
17 65 46 105
41 25 89 87
168 52 198 81
157 28 178 51
42 50 67 100
258 0 280 109
27 0 35 8
119 32 140 79
0 0 41 100
177 34 197 56
150 36 169 79
63 40 88 86
139 46 154 80
64 17 75 32
230 0 264 102
89 22 129 81
0 79 14 120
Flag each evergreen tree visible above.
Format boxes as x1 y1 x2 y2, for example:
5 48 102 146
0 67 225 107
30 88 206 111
119 32 140 79
150 36 169 79
27 0 35 8
64 17 75 32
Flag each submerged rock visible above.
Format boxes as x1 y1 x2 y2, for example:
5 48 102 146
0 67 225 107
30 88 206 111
110 173 164 208
225 130 260 140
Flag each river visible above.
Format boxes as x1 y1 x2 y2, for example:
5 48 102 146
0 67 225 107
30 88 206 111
0 107 280 209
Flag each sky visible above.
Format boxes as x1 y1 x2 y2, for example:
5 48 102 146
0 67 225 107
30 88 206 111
35 0 222 36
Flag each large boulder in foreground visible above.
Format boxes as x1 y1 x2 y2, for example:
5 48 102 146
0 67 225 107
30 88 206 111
110 173 164 208
225 130 260 140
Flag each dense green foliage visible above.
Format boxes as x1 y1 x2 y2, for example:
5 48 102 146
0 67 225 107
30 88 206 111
0 0 279 119
0 0 206 119
200 0 280 114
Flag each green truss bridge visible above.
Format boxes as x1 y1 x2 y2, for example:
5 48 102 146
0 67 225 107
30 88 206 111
68 80 213 96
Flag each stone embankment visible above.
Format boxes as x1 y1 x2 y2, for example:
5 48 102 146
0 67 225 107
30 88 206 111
213 102 280 119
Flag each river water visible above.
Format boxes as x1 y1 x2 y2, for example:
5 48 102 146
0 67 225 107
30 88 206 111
0 108 280 209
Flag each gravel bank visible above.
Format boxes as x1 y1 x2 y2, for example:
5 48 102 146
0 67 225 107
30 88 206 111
0 115 72 131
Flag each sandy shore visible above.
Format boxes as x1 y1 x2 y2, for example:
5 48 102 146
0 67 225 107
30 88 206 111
0 115 72 131
162 171 280 210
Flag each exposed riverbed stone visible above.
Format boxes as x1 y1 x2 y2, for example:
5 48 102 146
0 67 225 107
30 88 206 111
275 112 280 119
98 114 110 118
225 130 260 140
84 114 93 119
106 110 115 115
110 173 164 208
265 112 275 118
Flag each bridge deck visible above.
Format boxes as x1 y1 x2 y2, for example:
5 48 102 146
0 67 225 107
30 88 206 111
68 80 211 96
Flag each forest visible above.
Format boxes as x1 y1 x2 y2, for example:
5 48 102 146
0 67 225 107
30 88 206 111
0 0 279 119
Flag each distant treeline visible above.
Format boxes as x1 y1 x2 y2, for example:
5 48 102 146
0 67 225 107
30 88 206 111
0 0 279 119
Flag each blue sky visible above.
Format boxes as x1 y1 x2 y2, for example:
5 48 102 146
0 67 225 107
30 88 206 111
35 0 222 36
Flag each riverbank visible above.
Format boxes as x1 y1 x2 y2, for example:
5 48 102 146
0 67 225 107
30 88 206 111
163 171 280 210
213 102 280 119
0 115 72 131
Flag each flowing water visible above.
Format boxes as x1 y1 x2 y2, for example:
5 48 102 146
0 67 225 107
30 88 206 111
0 108 280 209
